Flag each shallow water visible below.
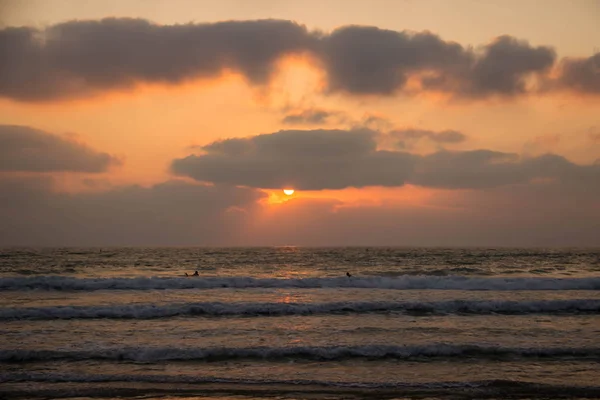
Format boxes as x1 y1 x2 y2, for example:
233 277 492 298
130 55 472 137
1 247 599 399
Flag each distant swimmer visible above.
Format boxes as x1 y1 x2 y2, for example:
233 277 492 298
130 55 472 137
193 270 199 276
346 272 352 277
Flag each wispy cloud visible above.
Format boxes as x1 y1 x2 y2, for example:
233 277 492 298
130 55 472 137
282 109 339 125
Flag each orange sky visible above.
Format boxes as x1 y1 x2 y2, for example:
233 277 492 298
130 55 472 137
0 58 598 186
0 0 598 246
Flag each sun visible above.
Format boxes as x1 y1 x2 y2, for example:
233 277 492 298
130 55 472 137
283 189 295 196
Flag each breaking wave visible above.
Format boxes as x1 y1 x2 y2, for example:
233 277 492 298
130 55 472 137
2 344 599 363
2 299 599 320
2 275 600 291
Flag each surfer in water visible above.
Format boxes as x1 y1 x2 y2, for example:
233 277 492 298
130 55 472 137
346 272 352 277
185 271 200 277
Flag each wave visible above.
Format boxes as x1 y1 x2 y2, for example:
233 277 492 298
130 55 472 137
2 374 600 400
2 275 600 291
0 372 595 390
2 344 599 363
0 371 484 387
2 299 599 320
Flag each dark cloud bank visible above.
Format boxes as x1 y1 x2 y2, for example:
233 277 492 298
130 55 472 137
172 129 600 191
1 126 597 246
1 18 597 101
1 173 597 247
0 126 598 246
167 129 599 246
0 124 264 245
0 176 263 246
252 184 600 247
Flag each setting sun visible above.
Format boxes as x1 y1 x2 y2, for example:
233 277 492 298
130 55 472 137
283 189 295 196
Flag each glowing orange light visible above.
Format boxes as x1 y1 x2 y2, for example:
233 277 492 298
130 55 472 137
283 189 295 196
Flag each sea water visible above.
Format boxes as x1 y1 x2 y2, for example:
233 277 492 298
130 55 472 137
1 247 599 399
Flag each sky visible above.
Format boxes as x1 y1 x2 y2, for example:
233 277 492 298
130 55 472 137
0 0 599 246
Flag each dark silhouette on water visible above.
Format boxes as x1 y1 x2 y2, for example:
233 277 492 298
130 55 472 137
346 272 352 277
184 271 199 277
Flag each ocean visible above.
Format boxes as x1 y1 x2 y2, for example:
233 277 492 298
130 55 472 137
1 247 599 399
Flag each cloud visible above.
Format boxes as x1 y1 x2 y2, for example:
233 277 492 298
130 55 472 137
172 129 600 190
411 151 573 189
391 128 467 149
361 115 396 131
282 109 337 125
457 35 555 97
0 176 264 246
320 26 468 95
1 173 597 247
0 125 120 172
0 18 595 101
0 173 597 247
555 53 600 94
250 182 599 247
320 28 555 97
0 18 316 101
172 129 415 190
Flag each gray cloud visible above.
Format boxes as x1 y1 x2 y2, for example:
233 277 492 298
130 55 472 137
460 35 555 96
321 26 468 95
321 29 555 97
555 53 600 94
411 151 583 189
0 18 594 101
0 176 263 246
173 129 415 190
391 128 467 149
0 18 315 101
0 125 119 172
282 109 336 125
172 129 600 190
